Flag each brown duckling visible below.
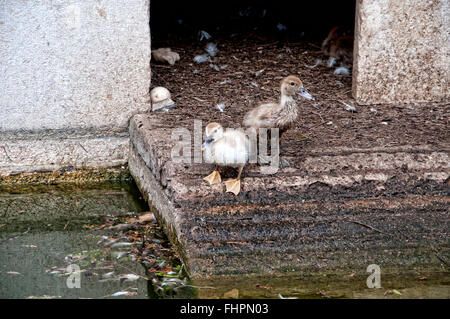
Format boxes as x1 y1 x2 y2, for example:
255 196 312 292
243 75 313 167
243 75 313 137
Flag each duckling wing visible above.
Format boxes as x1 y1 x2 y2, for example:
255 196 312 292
243 103 278 128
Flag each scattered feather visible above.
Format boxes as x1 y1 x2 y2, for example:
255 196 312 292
254 68 265 77
219 79 232 85
193 54 210 64
334 66 350 76
250 82 259 87
209 63 220 71
306 58 322 69
205 43 217 57
6 271 21 275
216 103 226 112
199 30 211 41
276 23 287 31
340 101 357 112
327 56 336 67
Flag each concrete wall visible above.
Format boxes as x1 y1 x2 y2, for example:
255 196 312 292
0 0 151 174
353 0 449 104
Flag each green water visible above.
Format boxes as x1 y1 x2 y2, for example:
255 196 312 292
0 181 190 298
0 181 448 299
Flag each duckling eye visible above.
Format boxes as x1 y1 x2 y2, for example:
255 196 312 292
290 82 295 86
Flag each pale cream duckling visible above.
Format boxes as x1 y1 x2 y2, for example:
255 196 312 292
243 75 313 137
202 122 249 195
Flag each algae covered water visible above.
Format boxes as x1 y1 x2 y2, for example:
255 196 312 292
0 180 448 299
0 180 191 299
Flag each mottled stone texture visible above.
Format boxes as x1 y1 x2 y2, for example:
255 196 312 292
0 0 150 174
353 0 449 104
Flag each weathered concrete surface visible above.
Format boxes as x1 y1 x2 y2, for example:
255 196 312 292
0 0 151 173
0 130 129 175
352 0 450 104
129 114 449 279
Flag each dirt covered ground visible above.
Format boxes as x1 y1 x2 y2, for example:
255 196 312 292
150 32 449 165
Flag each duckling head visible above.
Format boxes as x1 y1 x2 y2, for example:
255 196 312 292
281 75 314 100
202 122 224 150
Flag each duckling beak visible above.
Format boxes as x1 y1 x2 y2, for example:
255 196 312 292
298 87 314 100
201 137 214 151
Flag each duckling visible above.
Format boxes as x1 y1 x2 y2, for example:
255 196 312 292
243 75 313 167
202 122 249 195
321 26 353 67
243 75 313 137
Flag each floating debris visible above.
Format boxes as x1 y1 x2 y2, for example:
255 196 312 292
205 43 217 57
111 291 129 297
119 274 140 282
223 288 239 299
138 213 155 223
334 66 350 76
193 54 210 64
278 293 297 299
198 30 211 41
250 81 259 87
102 271 115 278
110 241 134 248
216 103 226 112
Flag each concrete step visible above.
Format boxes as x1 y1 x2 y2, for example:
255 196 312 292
129 113 449 279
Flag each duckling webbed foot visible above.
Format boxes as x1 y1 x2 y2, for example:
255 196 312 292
203 169 221 185
225 179 241 195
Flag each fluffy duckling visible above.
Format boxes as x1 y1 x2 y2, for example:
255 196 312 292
202 122 249 195
243 75 313 137
321 26 353 67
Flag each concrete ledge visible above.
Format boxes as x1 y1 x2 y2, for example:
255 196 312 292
0 133 129 175
129 113 449 279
